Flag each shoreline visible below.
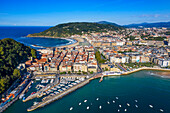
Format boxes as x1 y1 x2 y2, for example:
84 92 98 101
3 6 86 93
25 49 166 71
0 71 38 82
103 67 170 76
26 68 170 111
26 35 81 48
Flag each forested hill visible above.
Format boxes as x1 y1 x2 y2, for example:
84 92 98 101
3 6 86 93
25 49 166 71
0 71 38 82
0 38 36 94
27 22 124 37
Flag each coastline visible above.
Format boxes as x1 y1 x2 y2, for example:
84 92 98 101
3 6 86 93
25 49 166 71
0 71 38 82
101 67 170 78
26 35 81 48
25 68 170 112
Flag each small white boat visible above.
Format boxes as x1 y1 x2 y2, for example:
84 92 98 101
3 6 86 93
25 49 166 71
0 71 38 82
33 102 39 105
96 98 99 100
127 103 130 106
135 100 138 102
118 109 120 112
87 106 89 110
135 105 138 108
70 107 73 110
160 109 164 112
124 109 127 112
79 103 81 105
99 106 102 109
91 103 92 105
19 94 25 99
113 100 115 103
107 101 110 104
116 97 119 99
149 105 153 108
119 105 122 108
84 100 87 102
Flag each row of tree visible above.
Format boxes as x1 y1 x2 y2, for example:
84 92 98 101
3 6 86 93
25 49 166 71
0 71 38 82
95 51 106 64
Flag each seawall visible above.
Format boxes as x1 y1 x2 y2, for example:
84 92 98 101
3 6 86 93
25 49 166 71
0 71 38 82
27 79 90 111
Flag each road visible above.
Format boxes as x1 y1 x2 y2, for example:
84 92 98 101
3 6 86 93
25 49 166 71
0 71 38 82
83 38 103 72
115 63 127 72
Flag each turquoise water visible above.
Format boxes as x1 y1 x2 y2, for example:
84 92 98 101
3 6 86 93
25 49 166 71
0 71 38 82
4 71 170 113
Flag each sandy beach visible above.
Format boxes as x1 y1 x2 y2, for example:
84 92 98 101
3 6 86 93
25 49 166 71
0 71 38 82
27 35 83 48
152 71 170 77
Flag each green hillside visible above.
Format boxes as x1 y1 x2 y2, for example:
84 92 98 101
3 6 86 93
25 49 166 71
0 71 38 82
28 22 123 37
0 38 36 94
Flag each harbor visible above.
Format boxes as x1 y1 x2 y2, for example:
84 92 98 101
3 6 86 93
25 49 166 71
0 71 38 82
27 78 90 111
1 67 169 112
3 70 170 113
25 67 170 112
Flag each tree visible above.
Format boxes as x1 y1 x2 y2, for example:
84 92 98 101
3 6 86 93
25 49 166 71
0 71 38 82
105 67 109 71
13 69 21 79
68 71 71 74
31 49 37 58
90 71 94 74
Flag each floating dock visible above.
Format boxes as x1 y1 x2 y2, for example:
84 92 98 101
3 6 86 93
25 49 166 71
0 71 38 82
27 79 90 111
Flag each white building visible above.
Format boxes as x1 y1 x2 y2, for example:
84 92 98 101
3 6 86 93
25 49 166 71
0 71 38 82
158 58 170 67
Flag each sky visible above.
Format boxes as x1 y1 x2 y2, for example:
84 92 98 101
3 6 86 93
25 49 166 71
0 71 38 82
0 0 170 26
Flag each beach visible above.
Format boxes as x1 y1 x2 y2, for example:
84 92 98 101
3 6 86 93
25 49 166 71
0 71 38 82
152 71 170 78
26 35 83 48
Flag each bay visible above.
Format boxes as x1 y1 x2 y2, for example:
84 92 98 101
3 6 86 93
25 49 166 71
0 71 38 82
0 26 76 49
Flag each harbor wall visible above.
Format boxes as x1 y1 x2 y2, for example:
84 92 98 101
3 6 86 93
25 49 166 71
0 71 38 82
27 79 90 111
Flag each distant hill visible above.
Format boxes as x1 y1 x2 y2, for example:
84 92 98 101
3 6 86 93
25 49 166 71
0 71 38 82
97 21 121 27
27 22 123 37
124 22 170 28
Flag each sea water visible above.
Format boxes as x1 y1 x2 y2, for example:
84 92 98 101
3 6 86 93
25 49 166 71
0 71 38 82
4 71 170 113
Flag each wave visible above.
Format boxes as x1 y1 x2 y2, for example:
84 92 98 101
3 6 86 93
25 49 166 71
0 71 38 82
147 72 170 79
55 38 77 47
31 45 45 48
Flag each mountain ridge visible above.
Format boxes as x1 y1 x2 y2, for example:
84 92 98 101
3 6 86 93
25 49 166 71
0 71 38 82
124 21 170 28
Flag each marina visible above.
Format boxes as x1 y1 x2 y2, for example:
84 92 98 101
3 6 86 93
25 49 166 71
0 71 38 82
2 70 170 113
27 76 91 111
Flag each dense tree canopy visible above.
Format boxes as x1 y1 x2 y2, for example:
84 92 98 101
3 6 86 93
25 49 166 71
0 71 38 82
0 38 36 94
28 22 124 37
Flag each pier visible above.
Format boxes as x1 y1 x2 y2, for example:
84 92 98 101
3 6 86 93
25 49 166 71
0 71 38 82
20 80 32 98
23 78 59 102
27 79 90 111
99 76 103 82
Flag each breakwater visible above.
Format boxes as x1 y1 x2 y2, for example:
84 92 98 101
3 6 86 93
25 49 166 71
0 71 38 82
20 80 32 97
27 79 90 111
